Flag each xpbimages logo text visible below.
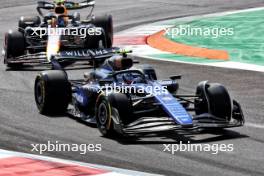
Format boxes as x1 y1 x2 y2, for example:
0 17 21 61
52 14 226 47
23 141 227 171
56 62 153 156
165 25 234 39
163 141 234 155
95 83 168 95
28 26 103 38
31 141 102 155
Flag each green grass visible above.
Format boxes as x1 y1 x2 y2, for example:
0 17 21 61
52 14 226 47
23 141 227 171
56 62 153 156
164 10 264 66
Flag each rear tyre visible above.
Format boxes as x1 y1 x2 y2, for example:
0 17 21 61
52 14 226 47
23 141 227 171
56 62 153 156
84 34 104 49
92 14 113 48
18 16 41 32
4 31 26 68
195 82 232 121
34 70 71 115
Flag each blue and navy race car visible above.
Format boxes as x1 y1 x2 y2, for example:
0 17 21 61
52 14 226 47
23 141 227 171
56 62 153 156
34 48 244 137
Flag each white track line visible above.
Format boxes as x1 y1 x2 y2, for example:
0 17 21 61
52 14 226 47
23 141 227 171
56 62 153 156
246 122 264 129
145 55 264 73
117 6 264 73
150 6 264 25
118 7 264 35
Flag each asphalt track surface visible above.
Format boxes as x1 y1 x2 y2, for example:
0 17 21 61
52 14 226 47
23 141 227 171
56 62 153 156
0 0 264 176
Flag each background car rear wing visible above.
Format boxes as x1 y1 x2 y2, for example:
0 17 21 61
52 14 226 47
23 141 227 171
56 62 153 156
51 47 132 69
37 0 95 17
5 47 132 68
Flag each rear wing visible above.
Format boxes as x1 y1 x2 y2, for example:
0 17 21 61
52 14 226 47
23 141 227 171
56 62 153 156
57 47 120 62
6 47 132 68
37 0 95 17
51 47 132 69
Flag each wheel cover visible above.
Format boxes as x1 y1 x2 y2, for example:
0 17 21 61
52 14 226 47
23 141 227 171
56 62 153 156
98 103 108 125
35 80 44 105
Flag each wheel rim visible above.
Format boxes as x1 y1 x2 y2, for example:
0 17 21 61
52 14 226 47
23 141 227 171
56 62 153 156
98 102 108 125
35 80 44 105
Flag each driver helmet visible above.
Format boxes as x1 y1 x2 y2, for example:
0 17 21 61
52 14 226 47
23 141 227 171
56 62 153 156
122 73 134 84
105 55 123 71
122 72 145 84
105 55 133 71
50 0 68 27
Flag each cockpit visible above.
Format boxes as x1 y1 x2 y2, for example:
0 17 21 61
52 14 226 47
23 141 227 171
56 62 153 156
113 70 147 85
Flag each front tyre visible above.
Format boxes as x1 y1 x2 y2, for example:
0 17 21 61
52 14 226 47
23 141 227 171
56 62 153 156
34 70 71 115
95 93 131 137
195 82 232 121
96 95 115 137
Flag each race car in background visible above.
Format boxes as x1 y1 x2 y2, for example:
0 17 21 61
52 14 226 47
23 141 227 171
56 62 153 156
2 0 113 68
34 49 245 137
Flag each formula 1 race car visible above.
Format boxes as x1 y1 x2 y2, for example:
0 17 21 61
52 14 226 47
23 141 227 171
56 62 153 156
34 49 244 137
2 0 113 68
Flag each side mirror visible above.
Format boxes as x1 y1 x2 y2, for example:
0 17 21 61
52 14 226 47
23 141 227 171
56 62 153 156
37 1 45 7
170 75 182 80
37 1 54 9
99 79 113 86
